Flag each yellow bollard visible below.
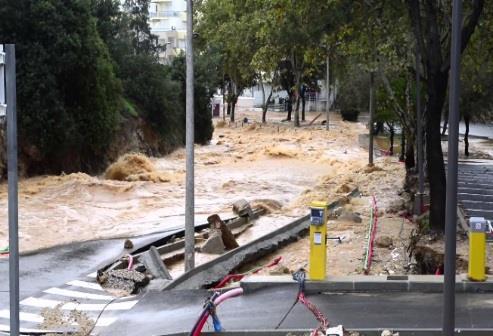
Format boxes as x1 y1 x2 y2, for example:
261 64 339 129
468 217 487 282
309 201 328 280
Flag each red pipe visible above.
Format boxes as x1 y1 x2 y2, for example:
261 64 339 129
126 254 134 271
192 288 244 336
366 195 378 273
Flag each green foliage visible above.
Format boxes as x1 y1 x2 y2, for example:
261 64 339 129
0 0 121 173
341 109 360 122
168 53 216 145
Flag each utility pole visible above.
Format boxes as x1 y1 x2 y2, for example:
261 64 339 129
325 52 330 130
443 0 462 335
5 44 20 336
185 0 195 272
368 71 374 165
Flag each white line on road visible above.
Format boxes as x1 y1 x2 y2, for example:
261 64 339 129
0 310 116 327
66 280 104 291
21 297 138 311
87 272 97 278
44 287 114 300
0 324 60 334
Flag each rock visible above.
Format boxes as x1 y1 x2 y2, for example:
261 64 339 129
232 199 254 217
330 206 344 219
200 229 225 254
207 214 239 249
381 330 399 336
124 239 134 249
375 235 393 248
339 210 362 223
268 265 291 275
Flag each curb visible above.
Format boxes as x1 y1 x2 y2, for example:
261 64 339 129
240 274 493 293
162 189 360 290
165 329 493 336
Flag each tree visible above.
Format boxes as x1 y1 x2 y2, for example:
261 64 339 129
407 0 485 230
0 0 121 173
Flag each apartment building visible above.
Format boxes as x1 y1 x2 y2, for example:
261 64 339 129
149 0 187 63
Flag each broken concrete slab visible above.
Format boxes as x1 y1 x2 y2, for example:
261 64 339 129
233 199 255 218
200 229 225 254
142 246 172 280
208 214 239 249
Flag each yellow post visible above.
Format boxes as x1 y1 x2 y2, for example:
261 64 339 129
309 201 328 280
468 217 487 282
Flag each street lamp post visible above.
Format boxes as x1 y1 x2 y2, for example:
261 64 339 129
443 0 462 335
184 0 195 272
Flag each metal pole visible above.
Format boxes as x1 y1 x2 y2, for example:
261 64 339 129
368 71 374 165
416 39 424 214
443 0 462 335
184 0 195 272
6 44 19 336
325 52 330 130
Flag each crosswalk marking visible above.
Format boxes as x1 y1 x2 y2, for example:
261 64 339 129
21 297 138 311
44 287 113 300
0 324 60 334
0 310 117 327
66 280 104 291
87 272 97 278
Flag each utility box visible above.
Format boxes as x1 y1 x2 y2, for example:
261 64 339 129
309 201 328 280
468 217 487 282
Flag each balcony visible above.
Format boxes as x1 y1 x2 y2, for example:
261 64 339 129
149 11 180 19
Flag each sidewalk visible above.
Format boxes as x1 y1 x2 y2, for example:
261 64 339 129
100 284 493 335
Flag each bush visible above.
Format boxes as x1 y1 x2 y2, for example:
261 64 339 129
341 109 360 122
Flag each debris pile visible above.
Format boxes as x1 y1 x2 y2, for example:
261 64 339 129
97 269 149 296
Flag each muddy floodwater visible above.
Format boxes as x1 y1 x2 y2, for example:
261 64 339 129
0 110 377 253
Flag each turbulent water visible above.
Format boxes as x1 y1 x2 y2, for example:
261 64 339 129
0 110 397 254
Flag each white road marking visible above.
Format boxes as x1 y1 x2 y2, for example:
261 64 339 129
21 297 138 311
66 280 104 291
0 310 116 327
0 324 60 334
44 287 113 300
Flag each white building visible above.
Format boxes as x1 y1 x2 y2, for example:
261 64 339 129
148 0 187 63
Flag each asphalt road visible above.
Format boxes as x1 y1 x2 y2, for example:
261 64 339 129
99 286 493 335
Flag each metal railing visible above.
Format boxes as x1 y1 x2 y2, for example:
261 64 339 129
149 10 180 18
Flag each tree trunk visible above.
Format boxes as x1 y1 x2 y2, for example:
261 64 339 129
286 90 293 121
301 97 306 121
464 114 470 156
262 89 273 123
222 83 226 121
426 73 448 231
399 131 406 162
231 95 237 122
388 124 395 155
441 119 448 136
405 131 415 169
293 70 302 127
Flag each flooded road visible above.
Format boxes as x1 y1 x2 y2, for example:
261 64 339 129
0 111 375 253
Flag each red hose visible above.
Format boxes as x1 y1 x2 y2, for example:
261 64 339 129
366 195 378 273
192 288 244 336
126 254 134 271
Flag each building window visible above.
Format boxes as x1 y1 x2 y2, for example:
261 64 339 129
168 37 175 48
